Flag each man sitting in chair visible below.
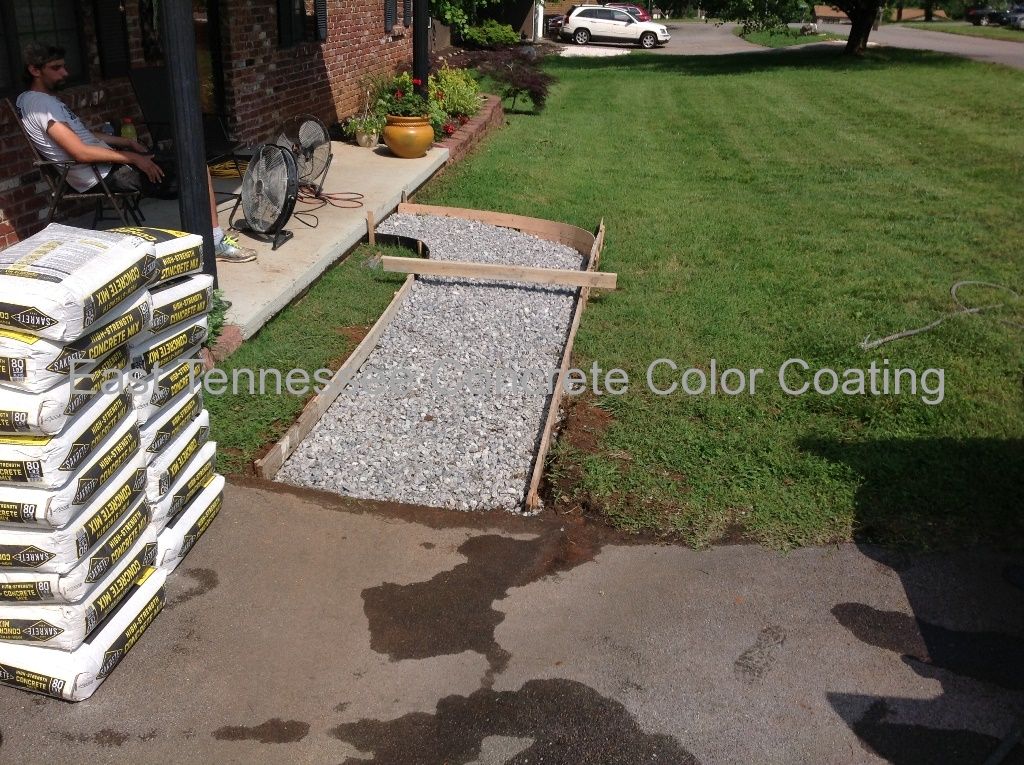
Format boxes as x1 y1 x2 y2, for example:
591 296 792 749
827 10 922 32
17 42 256 263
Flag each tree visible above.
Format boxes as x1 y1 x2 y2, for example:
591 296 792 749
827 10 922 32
703 0 881 53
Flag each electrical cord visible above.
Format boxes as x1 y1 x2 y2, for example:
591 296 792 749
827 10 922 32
860 281 1023 351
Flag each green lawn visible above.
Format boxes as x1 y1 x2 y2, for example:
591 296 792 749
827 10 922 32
897 20 1024 43
736 27 845 47
417 49 1024 549
213 47 1024 551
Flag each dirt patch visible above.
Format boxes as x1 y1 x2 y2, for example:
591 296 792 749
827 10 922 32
335 325 371 345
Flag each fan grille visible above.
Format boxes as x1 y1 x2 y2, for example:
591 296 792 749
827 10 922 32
242 145 292 233
280 115 332 184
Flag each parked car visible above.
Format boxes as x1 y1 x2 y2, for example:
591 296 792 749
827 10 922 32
545 13 566 35
605 2 652 22
559 5 670 47
1005 4 1024 25
965 6 1009 25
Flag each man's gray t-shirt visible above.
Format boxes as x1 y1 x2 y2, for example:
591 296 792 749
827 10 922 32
16 91 111 192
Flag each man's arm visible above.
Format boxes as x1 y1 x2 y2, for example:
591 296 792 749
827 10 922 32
46 120 163 183
92 131 149 154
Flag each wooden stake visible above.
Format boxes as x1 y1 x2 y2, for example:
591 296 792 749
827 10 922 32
380 256 616 290
366 211 375 246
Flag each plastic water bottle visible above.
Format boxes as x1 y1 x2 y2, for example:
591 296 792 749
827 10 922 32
99 121 115 136
120 117 137 141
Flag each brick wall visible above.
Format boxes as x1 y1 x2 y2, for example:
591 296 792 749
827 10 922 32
0 0 414 248
220 0 414 146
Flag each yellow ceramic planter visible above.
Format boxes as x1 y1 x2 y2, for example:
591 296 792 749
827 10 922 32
382 115 434 158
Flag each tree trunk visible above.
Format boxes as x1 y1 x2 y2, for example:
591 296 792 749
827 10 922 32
896 4 903 20
924 2 933 21
845 7 876 53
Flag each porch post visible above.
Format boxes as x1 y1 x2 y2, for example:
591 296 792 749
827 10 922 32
160 1 218 286
413 0 429 97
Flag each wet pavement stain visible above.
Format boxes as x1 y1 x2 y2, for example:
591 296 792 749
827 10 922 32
166 568 219 609
212 719 310 744
361 528 601 683
849 699 1024 765
733 625 786 683
329 678 699 765
56 729 130 747
832 603 1024 689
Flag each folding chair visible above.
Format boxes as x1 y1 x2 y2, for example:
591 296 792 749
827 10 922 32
6 99 143 228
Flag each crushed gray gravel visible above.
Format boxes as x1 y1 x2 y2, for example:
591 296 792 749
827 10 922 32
277 213 585 512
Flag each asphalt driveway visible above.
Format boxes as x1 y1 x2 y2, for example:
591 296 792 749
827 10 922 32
1 480 1021 764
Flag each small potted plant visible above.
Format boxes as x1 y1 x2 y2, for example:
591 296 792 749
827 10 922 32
379 76 434 158
345 87 386 148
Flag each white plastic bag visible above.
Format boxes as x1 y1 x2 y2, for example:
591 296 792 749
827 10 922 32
0 417 141 529
0 223 155 341
0 345 130 436
0 529 156 650
0 293 151 393
146 411 210 502
108 226 204 285
150 441 217 532
0 565 165 701
0 390 132 488
157 474 223 572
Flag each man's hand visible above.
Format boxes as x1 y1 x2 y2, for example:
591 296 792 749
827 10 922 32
129 153 164 184
126 140 150 154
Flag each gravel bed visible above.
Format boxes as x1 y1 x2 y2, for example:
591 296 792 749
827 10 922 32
277 214 585 512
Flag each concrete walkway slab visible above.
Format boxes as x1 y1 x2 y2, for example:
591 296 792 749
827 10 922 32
1 481 1021 764
134 141 448 339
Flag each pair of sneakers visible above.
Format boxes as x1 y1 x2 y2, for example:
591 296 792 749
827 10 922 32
215 232 257 263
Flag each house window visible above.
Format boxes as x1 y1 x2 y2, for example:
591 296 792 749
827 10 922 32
385 0 398 33
0 0 86 96
278 0 308 48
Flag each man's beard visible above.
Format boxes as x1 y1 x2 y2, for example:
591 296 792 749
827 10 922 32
53 79 68 91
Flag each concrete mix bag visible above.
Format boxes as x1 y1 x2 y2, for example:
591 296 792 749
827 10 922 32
0 223 155 342
0 530 157 651
0 417 141 529
143 274 213 340
0 501 149 602
0 565 166 701
0 292 151 393
109 226 204 285
0 462 147 599
140 389 203 458
130 313 208 376
146 410 210 502
132 352 203 425
0 390 132 489
158 474 224 573
0 345 130 436
150 440 217 531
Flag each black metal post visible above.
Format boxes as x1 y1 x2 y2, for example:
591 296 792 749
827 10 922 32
160 1 218 285
413 0 429 97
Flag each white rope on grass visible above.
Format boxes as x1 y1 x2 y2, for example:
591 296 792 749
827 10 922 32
860 280 1023 352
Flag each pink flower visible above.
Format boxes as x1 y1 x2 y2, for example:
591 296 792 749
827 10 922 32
412 77 423 86
394 90 404 98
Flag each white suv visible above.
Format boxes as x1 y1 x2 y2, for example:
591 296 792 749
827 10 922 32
559 5 670 49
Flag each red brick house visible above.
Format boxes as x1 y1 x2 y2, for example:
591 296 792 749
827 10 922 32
0 0 416 248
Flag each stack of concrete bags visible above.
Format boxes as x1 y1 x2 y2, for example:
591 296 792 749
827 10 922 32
112 227 224 571
0 224 222 702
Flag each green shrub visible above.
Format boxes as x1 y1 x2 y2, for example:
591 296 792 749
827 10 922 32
462 19 521 48
429 66 482 118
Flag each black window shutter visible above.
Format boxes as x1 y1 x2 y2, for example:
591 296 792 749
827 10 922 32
315 0 328 40
385 0 398 33
403 0 412 27
94 0 131 78
278 0 296 46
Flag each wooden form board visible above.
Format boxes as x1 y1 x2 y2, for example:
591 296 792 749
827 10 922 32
525 219 606 511
380 256 616 290
255 275 415 479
